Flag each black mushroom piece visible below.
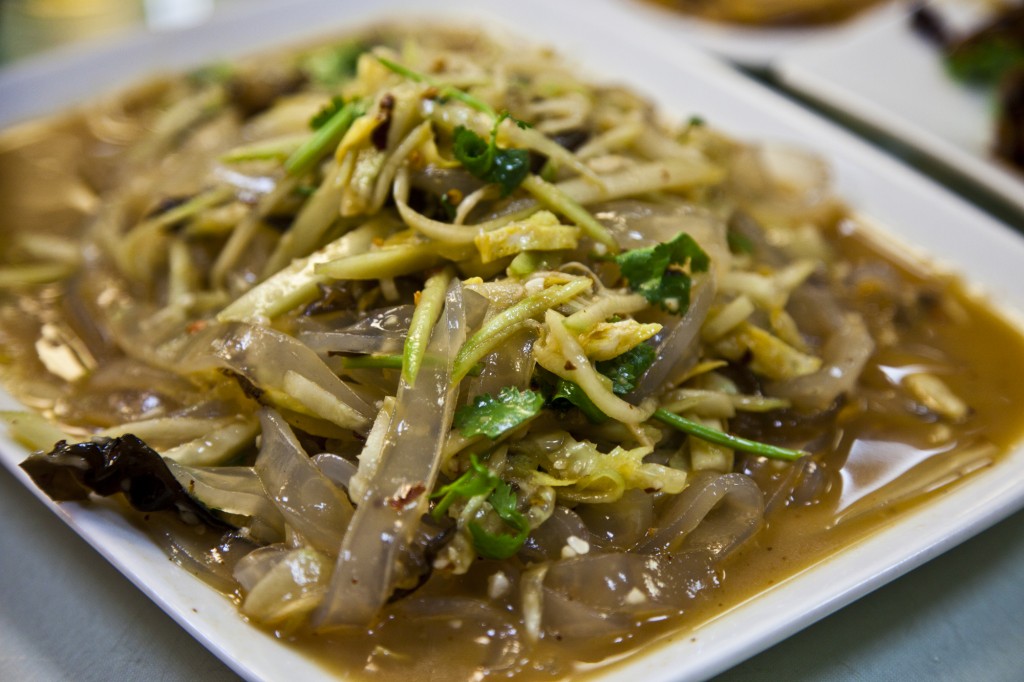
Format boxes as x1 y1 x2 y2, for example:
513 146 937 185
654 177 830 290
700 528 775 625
20 435 231 530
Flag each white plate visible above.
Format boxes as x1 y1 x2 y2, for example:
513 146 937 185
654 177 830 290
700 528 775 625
595 0 902 68
775 0 1024 217
3 1 1024 681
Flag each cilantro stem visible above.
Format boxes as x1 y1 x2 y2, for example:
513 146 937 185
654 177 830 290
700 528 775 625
339 355 404 370
403 268 452 385
652 408 808 461
453 278 592 383
341 353 484 376
521 175 619 253
284 100 362 177
376 56 497 118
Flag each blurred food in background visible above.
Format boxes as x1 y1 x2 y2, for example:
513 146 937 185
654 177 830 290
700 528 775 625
0 0 213 63
639 0 888 26
912 2 1024 170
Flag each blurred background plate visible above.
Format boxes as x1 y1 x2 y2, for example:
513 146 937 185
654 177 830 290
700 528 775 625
775 0 1024 218
598 0 902 68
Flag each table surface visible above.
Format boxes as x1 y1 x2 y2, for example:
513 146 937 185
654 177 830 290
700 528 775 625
1 2 1024 681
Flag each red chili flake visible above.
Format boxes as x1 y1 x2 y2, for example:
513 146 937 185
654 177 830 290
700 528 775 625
387 482 426 510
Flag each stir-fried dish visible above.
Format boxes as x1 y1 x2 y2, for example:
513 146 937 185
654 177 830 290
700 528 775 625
640 0 887 26
3 24 1024 681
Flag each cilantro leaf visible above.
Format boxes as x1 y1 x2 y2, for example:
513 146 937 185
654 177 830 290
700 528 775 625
551 378 608 423
614 232 709 314
534 367 607 423
429 454 530 559
430 454 498 520
468 481 529 560
488 147 530 197
596 343 656 396
451 112 530 197
453 387 544 439
536 344 654 421
469 521 527 560
309 96 346 130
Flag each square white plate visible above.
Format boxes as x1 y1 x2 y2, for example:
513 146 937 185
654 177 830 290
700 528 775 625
774 0 1024 217
2 1 1024 681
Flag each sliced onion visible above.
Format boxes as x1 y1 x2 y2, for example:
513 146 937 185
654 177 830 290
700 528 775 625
576 488 654 551
254 408 354 556
312 452 358 491
234 544 291 592
164 459 285 542
240 546 332 627
177 322 374 431
770 286 875 412
520 507 590 562
629 278 714 400
638 472 764 556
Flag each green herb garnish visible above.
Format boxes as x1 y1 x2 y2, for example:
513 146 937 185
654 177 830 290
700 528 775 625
430 454 498 520
551 377 607 423
375 55 531 196
653 408 808 461
614 232 710 314
596 343 656 396
310 96 346 130
430 455 530 559
453 387 544 439
538 345 654 421
468 481 529 560
285 99 363 177
453 113 530 197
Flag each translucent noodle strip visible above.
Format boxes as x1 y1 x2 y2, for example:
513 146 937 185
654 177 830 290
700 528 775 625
315 281 467 629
